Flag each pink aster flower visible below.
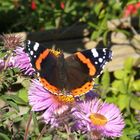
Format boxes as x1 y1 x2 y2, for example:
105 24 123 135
0 58 15 71
11 47 35 75
72 98 125 138
29 79 75 127
0 34 34 74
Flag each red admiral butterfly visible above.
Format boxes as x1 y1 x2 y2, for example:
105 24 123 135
25 40 112 97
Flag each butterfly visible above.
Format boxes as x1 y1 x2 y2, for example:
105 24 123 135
25 40 112 97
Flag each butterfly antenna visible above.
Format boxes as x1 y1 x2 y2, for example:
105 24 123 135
52 44 56 50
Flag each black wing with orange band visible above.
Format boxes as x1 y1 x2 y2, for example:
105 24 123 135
25 40 50 71
25 40 61 94
25 40 112 97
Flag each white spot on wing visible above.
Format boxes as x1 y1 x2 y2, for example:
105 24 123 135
91 49 99 57
102 62 108 69
103 48 106 52
95 61 98 64
37 73 40 77
99 58 103 63
33 42 39 51
28 41 30 44
30 51 34 55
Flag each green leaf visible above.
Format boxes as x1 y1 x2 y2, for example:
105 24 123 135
18 88 28 103
133 80 140 91
105 96 117 104
0 133 10 140
130 96 140 110
99 16 107 29
114 69 126 79
124 58 134 72
1 94 27 105
120 133 131 140
88 21 98 29
0 96 19 111
99 9 105 19
91 30 100 40
13 67 20 73
101 70 110 89
0 50 6 58
32 112 39 134
103 30 109 45
13 116 23 123
57 131 67 139
117 94 130 111
22 79 30 88
2 111 16 120
42 135 53 140
111 80 120 95
9 69 14 77
112 80 126 94
79 135 86 140
94 2 103 15
6 100 19 111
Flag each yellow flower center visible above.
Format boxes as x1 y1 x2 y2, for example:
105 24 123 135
55 95 75 104
89 113 108 126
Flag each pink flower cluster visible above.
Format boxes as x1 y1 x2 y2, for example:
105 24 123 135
123 2 140 17
29 79 125 138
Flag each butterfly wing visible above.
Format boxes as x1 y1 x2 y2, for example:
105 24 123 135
25 40 112 97
64 48 112 97
64 54 93 97
80 48 112 77
25 40 62 94
25 40 49 71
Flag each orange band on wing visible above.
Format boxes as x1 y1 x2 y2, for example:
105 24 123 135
40 78 59 94
71 81 94 97
76 52 96 76
35 49 49 70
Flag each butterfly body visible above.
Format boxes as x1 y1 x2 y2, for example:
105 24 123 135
25 40 112 97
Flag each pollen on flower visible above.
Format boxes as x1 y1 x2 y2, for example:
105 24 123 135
89 113 108 126
49 49 61 56
55 95 75 103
